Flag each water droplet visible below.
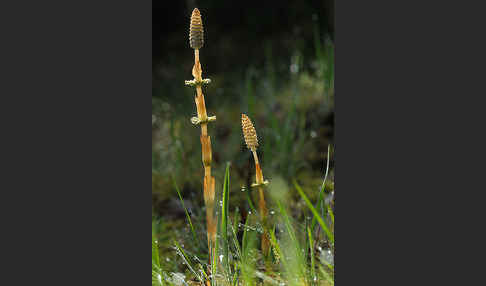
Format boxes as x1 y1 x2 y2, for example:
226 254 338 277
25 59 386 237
166 257 170 262
270 210 275 215
248 211 252 215
290 63 299 74
321 248 334 265
169 272 186 286
219 254 224 263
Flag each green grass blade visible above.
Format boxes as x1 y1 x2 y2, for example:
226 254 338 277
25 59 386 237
230 224 242 260
172 175 198 245
312 144 331 232
152 228 165 286
245 189 257 215
221 163 231 277
276 200 298 249
242 214 249 254
211 222 219 286
152 229 160 270
174 240 202 282
232 270 239 286
294 180 334 245
327 204 334 225
307 226 316 284
276 200 307 284
240 214 256 286
319 265 334 285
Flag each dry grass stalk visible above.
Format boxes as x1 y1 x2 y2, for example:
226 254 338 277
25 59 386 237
241 114 270 255
187 8 217 260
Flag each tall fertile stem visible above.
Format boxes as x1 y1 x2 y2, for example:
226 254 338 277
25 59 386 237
187 8 216 261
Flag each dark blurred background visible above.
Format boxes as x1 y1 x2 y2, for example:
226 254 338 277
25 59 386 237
152 0 334 223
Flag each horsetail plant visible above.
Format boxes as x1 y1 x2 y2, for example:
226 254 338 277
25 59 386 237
241 114 270 256
185 8 217 264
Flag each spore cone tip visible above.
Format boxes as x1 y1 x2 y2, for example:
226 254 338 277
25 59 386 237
241 114 259 150
189 8 204 49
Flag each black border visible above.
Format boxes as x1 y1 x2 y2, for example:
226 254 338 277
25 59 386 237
2 0 485 284
1 1 152 284
336 0 486 284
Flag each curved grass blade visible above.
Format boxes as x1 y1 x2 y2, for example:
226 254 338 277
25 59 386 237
174 240 202 282
294 180 334 245
276 200 299 249
245 189 257 215
230 224 242 260
319 265 334 285
275 200 308 284
312 144 331 232
172 175 198 245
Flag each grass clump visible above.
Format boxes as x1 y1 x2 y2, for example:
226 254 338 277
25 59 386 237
153 165 335 285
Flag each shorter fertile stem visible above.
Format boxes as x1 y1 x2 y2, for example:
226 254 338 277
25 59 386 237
253 150 269 255
253 150 264 184
242 114 270 255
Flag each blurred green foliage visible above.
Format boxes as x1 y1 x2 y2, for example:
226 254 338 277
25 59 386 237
152 6 334 217
152 8 335 278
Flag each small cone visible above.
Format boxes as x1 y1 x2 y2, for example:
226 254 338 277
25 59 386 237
189 8 204 49
241 114 259 150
